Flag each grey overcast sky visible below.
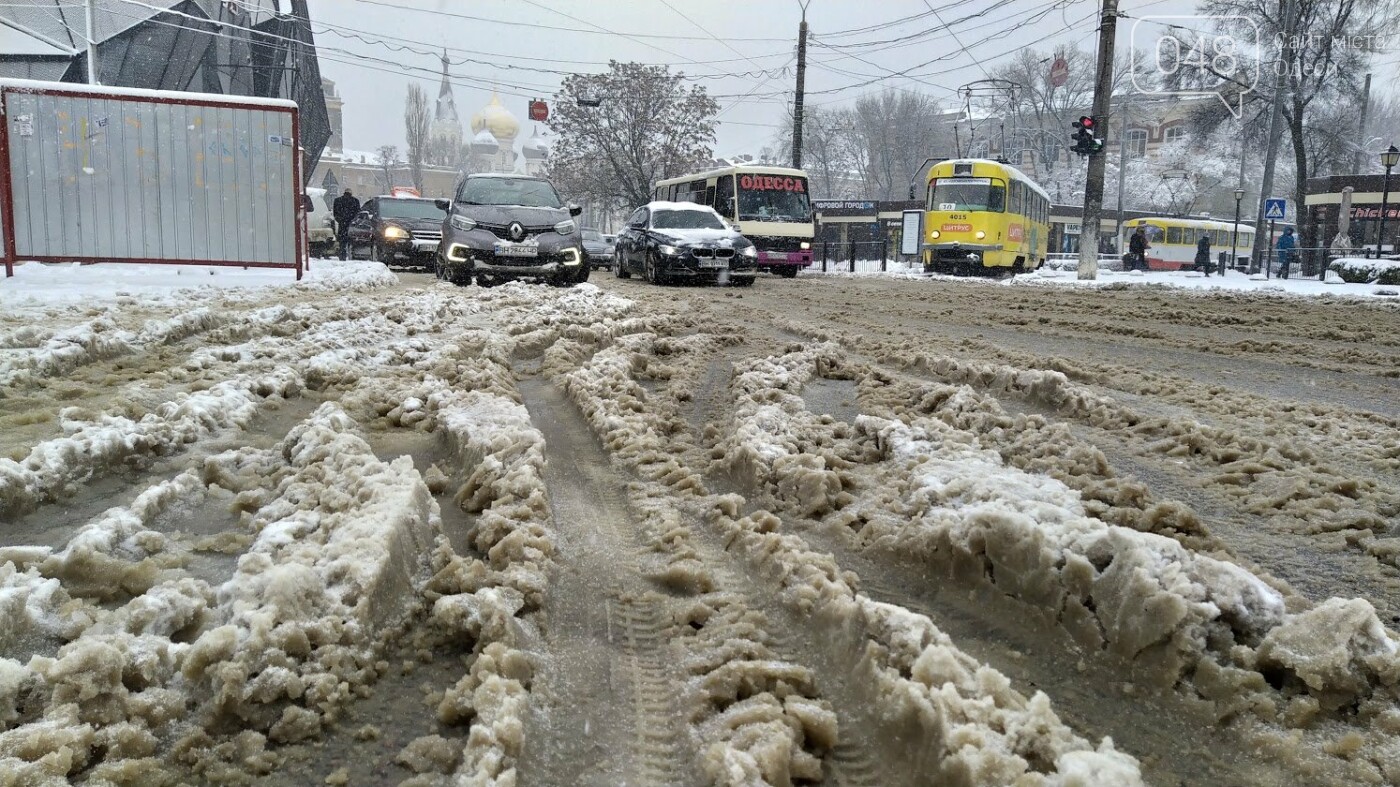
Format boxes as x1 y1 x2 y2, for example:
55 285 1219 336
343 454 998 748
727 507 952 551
312 0 1393 158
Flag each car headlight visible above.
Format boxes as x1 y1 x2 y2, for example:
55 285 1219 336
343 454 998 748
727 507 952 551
562 247 581 266
323 216 335 228
658 244 681 256
450 214 476 232
930 230 941 239
383 226 408 240
975 230 986 240
554 220 576 235
740 245 757 258
799 241 811 250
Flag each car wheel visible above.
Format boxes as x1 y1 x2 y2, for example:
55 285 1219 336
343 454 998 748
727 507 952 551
575 264 590 284
645 255 665 285
777 266 798 279
616 252 631 278
447 262 472 286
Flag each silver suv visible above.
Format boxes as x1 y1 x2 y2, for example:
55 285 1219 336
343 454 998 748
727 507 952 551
434 174 587 287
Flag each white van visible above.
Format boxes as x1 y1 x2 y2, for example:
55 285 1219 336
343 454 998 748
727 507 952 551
304 187 336 257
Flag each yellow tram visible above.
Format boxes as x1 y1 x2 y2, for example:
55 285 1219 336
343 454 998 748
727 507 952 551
923 159 1050 274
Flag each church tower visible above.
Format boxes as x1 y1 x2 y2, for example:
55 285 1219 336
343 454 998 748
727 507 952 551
428 52 462 165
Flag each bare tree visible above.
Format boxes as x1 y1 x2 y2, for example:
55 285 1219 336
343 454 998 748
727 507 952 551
404 84 431 192
547 61 719 209
375 145 401 193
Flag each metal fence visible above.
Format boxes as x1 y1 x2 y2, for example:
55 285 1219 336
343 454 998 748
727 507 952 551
1 80 304 278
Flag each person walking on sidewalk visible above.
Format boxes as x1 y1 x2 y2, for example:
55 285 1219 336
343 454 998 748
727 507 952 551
1194 234 1213 276
1128 226 1150 271
1276 227 1296 279
332 189 361 261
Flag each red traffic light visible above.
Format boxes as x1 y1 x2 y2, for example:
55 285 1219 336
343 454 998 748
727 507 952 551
1079 115 1095 130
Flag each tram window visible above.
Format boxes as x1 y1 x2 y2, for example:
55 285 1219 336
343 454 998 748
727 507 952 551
1010 182 1022 215
1167 226 1182 245
929 178 1005 212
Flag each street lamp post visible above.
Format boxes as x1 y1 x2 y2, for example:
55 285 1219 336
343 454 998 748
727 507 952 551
1377 145 1399 259
1231 187 1245 274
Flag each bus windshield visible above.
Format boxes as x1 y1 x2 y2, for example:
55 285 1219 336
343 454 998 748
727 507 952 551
737 175 811 223
928 178 1005 212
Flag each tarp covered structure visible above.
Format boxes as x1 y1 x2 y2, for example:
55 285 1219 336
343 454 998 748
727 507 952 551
0 0 329 180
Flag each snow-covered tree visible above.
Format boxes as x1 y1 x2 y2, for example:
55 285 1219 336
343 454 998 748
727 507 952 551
1165 0 1396 266
546 62 719 210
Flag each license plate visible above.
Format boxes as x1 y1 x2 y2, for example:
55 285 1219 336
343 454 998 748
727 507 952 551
495 242 538 258
699 259 728 269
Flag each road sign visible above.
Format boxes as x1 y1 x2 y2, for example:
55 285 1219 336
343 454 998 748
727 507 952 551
1049 57 1069 87
528 99 549 121
1264 198 1287 220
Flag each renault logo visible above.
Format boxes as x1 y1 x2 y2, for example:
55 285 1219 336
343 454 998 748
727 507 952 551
508 222 525 242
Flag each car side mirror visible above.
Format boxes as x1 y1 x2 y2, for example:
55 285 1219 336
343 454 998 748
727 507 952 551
568 204 583 217
435 199 450 211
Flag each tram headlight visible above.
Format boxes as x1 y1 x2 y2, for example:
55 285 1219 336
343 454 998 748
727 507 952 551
929 230 941 239
975 230 986 240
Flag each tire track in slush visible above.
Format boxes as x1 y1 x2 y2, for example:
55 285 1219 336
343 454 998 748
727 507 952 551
516 377 697 787
689 534 889 787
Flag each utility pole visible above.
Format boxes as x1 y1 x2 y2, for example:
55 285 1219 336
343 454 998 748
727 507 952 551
1077 0 1118 280
85 0 99 84
1251 0 1296 273
791 1 810 169
1115 98 1129 237
1351 72 1371 174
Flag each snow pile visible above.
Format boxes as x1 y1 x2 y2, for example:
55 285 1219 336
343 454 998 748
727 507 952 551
676 590 839 785
720 343 864 516
37 470 206 601
296 260 399 291
709 500 1143 785
0 261 396 310
0 403 439 783
855 414 1288 678
423 387 556 786
865 357 1213 547
0 367 301 518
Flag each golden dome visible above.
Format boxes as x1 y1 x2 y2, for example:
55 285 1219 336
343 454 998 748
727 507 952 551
470 92 520 141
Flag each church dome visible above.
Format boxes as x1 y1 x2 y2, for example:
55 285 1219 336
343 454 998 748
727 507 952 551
470 92 520 142
522 125 550 159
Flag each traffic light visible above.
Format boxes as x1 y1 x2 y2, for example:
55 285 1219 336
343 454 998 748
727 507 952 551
1071 116 1104 156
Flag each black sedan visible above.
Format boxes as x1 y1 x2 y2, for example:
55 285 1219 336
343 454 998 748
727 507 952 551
581 228 613 270
615 203 756 286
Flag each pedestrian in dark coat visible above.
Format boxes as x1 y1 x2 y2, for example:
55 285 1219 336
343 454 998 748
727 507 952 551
1276 227 1296 279
332 189 361 260
1194 234 1213 276
1128 227 1149 271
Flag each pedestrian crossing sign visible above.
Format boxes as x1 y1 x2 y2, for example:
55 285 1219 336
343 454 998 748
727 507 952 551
1264 198 1287 220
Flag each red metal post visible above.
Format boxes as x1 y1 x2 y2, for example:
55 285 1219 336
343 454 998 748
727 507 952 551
0 90 16 277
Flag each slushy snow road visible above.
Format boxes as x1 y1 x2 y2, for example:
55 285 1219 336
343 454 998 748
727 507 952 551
1 260 1398 785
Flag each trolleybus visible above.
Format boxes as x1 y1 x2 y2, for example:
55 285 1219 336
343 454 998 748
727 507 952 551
923 159 1049 274
653 165 814 277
